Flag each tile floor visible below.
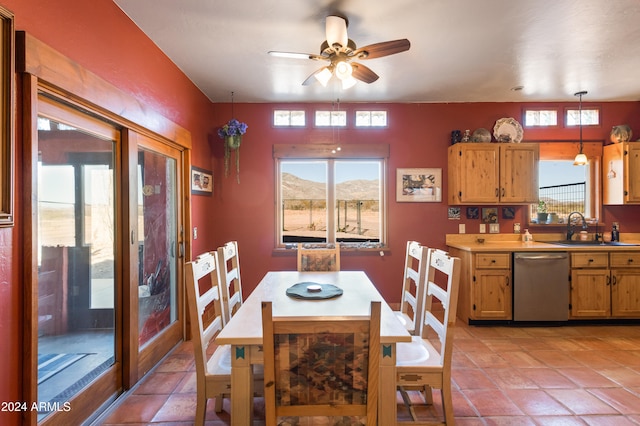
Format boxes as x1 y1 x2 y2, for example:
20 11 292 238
98 322 640 425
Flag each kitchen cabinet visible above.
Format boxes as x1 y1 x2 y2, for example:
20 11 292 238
450 248 512 322
570 252 640 318
610 252 640 317
603 141 640 205
447 143 539 205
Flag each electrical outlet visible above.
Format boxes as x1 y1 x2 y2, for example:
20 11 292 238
479 224 486 233
490 223 500 233
458 224 465 234
193 227 198 240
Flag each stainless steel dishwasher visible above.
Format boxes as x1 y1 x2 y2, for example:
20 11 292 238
513 252 569 322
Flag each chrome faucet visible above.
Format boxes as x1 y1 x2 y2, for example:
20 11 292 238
567 211 588 240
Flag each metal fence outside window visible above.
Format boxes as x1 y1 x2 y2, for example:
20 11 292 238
532 182 586 222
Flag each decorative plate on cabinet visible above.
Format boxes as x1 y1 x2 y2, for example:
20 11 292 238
493 117 523 143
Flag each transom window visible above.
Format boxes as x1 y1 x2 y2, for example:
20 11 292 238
274 144 388 248
355 111 388 127
315 110 347 127
566 108 600 126
524 109 557 127
274 110 305 126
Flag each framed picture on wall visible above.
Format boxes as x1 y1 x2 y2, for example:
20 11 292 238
0 7 14 227
396 168 442 202
191 166 213 195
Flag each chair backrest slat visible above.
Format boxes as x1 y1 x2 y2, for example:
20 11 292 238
185 251 225 371
399 241 430 334
419 249 461 362
217 241 243 325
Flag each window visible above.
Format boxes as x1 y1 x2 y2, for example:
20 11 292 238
566 108 600 126
274 110 305 126
355 111 388 127
529 142 601 225
274 144 388 248
524 109 557 127
315 110 347 127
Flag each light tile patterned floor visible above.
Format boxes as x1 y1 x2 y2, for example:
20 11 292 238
98 322 640 425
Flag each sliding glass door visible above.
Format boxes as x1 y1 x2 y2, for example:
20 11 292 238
36 107 119 423
31 96 186 424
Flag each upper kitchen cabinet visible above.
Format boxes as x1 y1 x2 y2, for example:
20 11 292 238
603 142 640 205
448 143 539 205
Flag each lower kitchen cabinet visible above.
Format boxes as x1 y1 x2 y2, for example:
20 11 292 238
570 252 640 319
610 252 640 317
450 248 512 322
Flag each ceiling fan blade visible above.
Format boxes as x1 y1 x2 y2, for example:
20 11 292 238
326 15 348 49
268 51 327 61
352 39 411 59
351 63 379 84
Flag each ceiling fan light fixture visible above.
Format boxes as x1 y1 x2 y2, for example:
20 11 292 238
314 67 333 87
326 15 348 49
341 75 357 90
335 61 353 80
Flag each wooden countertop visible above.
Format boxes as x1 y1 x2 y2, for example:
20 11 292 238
446 233 640 252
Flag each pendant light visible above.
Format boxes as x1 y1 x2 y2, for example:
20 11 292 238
573 90 588 166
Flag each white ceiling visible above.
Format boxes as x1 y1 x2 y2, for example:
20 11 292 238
114 0 640 104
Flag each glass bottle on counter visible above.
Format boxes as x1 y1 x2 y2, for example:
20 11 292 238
612 222 620 242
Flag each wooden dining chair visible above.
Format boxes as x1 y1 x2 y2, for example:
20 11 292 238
393 241 430 335
217 241 243 325
261 300 380 426
185 251 262 423
395 249 461 425
296 243 341 271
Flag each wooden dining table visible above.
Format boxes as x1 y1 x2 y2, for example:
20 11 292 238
214 270 411 425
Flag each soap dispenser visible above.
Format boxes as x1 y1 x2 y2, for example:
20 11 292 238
522 229 533 243
612 222 620 242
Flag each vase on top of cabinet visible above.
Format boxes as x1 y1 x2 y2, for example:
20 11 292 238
447 143 539 205
603 141 640 205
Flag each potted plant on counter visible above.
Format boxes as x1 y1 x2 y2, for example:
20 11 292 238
536 200 548 224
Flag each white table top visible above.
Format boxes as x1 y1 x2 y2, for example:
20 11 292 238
215 270 411 346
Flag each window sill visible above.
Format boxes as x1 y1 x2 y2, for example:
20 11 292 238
272 246 390 256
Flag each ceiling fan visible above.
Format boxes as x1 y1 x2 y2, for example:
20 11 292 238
268 15 411 89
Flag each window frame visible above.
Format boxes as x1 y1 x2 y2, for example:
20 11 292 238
273 144 389 250
522 108 559 128
564 106 601 127
527 141 602 228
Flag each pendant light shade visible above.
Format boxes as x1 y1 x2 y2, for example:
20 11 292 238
573 91 588 166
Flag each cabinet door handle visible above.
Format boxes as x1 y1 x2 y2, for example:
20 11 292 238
606 275 611 286
505 276 510 286
501 187 505 197
612 276 617 286
495 188 499 197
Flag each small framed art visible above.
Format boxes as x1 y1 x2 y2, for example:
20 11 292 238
191 166 213 195
396 168 442 202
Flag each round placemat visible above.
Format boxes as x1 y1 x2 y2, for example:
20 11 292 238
285 282 343 300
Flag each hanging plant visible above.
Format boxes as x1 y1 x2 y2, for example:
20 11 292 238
217 118 248 183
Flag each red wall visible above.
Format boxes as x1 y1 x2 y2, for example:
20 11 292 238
1 1 640 424
209 101 640 303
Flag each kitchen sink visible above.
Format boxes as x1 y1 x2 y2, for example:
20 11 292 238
543 240 640 247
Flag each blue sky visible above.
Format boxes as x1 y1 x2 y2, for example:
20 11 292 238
539 161 586 187
282 161 380 183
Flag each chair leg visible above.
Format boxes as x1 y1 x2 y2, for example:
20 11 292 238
399 387 418 422
441 385 454 425
195 394 206 425
214 393 224 412
422 386 434 405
